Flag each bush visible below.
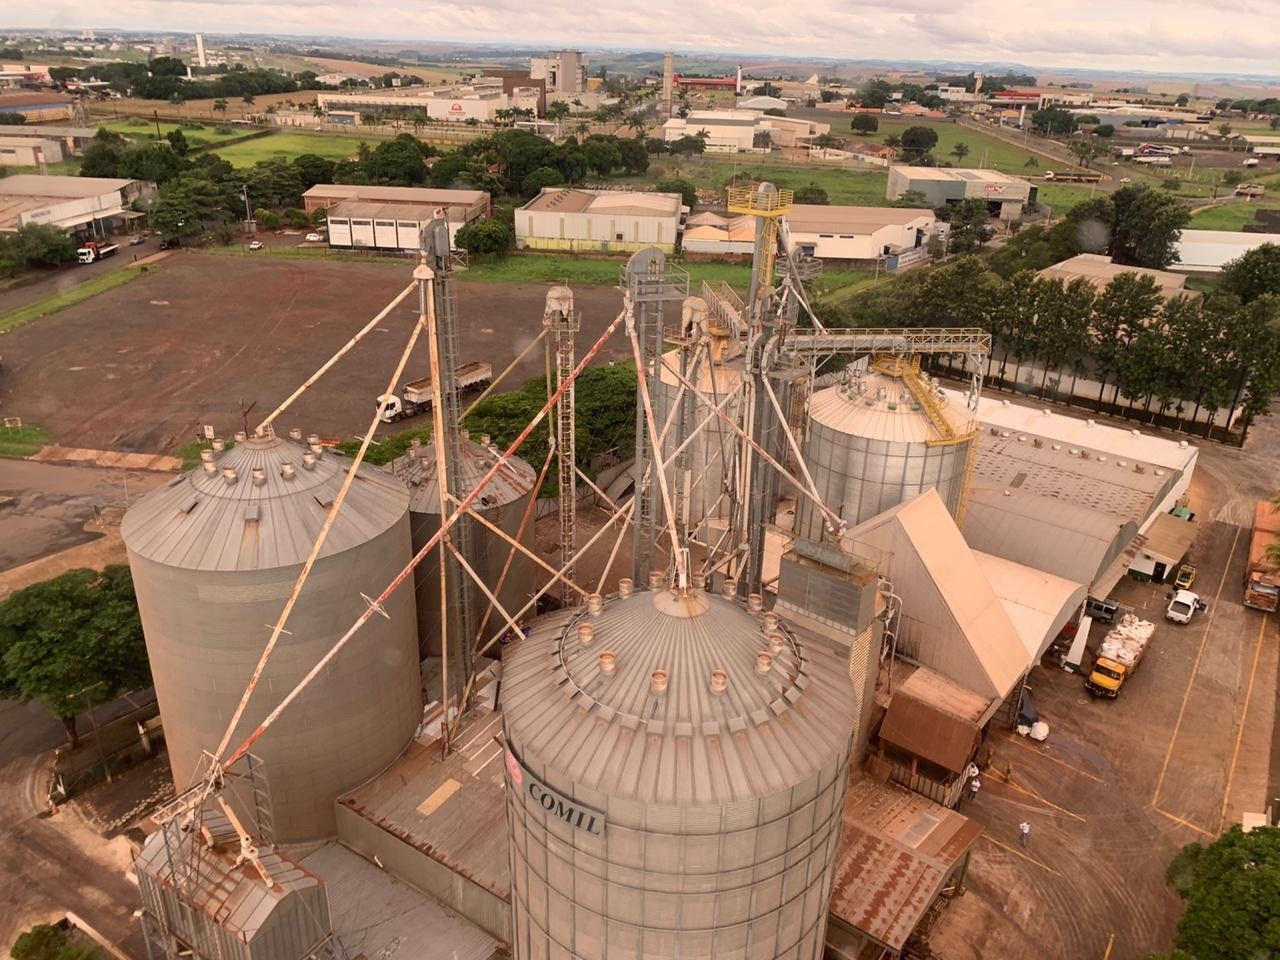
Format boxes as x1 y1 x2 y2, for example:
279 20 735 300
254 208 282 230
1162 178 1182 191
455 218 514 256
850 114 879 134
282 208 309 228
14 223 77 267
794 184 829 205
521 165 565 196
654 178 697 209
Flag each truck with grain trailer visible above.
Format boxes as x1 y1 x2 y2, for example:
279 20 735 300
76 241 119 264
377 361 493 424
1085 614 1156 698
1244 500 1280 612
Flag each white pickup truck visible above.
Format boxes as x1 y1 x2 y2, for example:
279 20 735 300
377 361 493 423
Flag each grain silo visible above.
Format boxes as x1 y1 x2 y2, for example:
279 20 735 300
795 358 976 542
121 431 421 845
389 433 537 671
501 575 858 960
653 356 746 530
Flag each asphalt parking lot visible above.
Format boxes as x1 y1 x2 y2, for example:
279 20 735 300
0 252 633 453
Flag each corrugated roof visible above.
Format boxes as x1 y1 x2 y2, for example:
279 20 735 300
503 585 859 806
386 436 535 514
896 667 992 724
843 489 1030 703
0 173 135 197
302 183 487 206
135 812 322 939
810 373 974 445
1039 253 1187 296
122 435 409 571
973 550 1086 662
300 842 499 960
521 187 682 217
786 204 933 234
327 199 471 223
879 689 980 774
891 165 1025 184
830 778 982 951
1141 512 1198 566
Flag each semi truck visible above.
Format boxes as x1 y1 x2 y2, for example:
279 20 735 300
1244 500 1280 612
1085 614 1156 698
76 241 119 264
377 361 493 424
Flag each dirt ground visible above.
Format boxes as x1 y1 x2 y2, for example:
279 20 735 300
0 252 634 455
930 407 1280 960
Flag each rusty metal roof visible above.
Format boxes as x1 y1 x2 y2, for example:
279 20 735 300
830 778 982 951
386 436 536 514
878 685 981 775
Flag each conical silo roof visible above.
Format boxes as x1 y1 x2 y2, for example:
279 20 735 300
122 434 410 572
388 435 536 514
502 582 859 806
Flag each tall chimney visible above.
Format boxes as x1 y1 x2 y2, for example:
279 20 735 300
662 52 675 116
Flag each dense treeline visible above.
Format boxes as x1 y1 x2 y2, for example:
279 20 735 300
823 245 1280 436
52 56 325 101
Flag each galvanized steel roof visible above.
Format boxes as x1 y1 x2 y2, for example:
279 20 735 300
136 812 322 940
809 375 972 444
973 550 1087 662
502 586 859 805
122 435 409 571
386 437 536 514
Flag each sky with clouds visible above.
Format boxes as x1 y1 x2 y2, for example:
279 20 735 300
8 0 1280 76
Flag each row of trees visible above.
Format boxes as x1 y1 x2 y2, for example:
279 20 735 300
825 244 1280 436
0 224 80 276
62 56 328 102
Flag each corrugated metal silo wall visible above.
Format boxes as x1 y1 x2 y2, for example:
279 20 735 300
653 375 741 527
797 422 971 541
127 515 421 845
504 708 852 958
409 492 535 660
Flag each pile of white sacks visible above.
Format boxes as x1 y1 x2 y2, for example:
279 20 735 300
1099 614 1156 668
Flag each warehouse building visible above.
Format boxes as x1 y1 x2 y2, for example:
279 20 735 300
302 184 491 248
0 124 98 155
662 109 829 153
515 188 685 254
0 174 150 235
1039 253 1189 298
1173 229 1280 273
783 204 935 267
316 81 540 124
887 166 1035 219
0 90 73 122
0 134 64 166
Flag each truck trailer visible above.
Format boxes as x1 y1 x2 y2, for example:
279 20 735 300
377 361 493 423
1086 614 1156 698
1244 500 1280 612
76 241 119 264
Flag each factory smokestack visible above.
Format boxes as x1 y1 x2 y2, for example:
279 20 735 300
662 51 675 115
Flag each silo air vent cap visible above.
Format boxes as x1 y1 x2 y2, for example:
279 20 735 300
709 668 728 694
251 467 266 486
747 593 764 613
281 463 296 480
211 438 226 452
721 577 737 597
767 633 785 654
222 467 238 485
598 650 616 673
234 431 247 442
691 572 706 590
618 578 634 598
586 593 603 614
755 652 773 674
578 624 594 645
761 612 780 634
302 451 317 470
650 670 668 694
288 428 303 441
648 570 665 590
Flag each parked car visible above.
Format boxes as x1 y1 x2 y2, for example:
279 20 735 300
304 232 323 243
1166 589 1206 624
129 234 146 246
249 240 264 250
1174 564 1197 590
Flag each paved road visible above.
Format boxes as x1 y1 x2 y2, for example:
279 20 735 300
0 237 159 318
0 698 147 956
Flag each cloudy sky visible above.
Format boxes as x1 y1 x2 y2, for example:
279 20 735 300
9 0 1280 77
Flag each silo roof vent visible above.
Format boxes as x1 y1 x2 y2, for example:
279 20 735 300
251 467 266 486
222 467 238 485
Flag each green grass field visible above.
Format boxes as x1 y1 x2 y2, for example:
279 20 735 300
1189 203 1276 230
854 119 1047 176
103 118 248 148
457 254 754 288
211 133 367 167
1035 182 1106 214
0 423 51 459
0 267 148 334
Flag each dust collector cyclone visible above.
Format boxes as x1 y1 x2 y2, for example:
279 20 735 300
121 432 422 844
501 577 859 959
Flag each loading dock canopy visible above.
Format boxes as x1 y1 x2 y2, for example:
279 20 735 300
1141 513 1198 568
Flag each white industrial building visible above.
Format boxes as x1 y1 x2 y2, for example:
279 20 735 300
529 49 586 94
1039 253 1190 298
316 81 541 124
0 134 65 166
661 109 830 152
0 174 151 235
1172 229 1280 273
515 188 685 254
887 166 1035 219
302 184 492 249
783 204 935 266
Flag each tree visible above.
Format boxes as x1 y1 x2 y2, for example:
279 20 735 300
1150 826 1280 960
0 567 150 746
213 98 228 117
1218 122 1233 137
889 189 932 209
1031 107 1076 136
580 138 622 177
79 130 129 178
118 144 183 185
668 134 706 157
1220 243 1280 304
242 93 256 107
944 198 992 253
1094 123 1115 138
900 125 939 160
546 100 570 123
454 218 514 256
0 111 26 125
10 922 100 960
1110 185 1190 269
13 224 77 267
366 135 428 185
654 178 697 209
793 184 829 205
1069 139 1101 169
617 138 649 175
1175 93 1191 107
292 153 336 190
884 134 902 150
950 141 970 162
165 128 190 157
850 114 879 134
522 165 565 196
148 55 187 78
857 79 892 108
